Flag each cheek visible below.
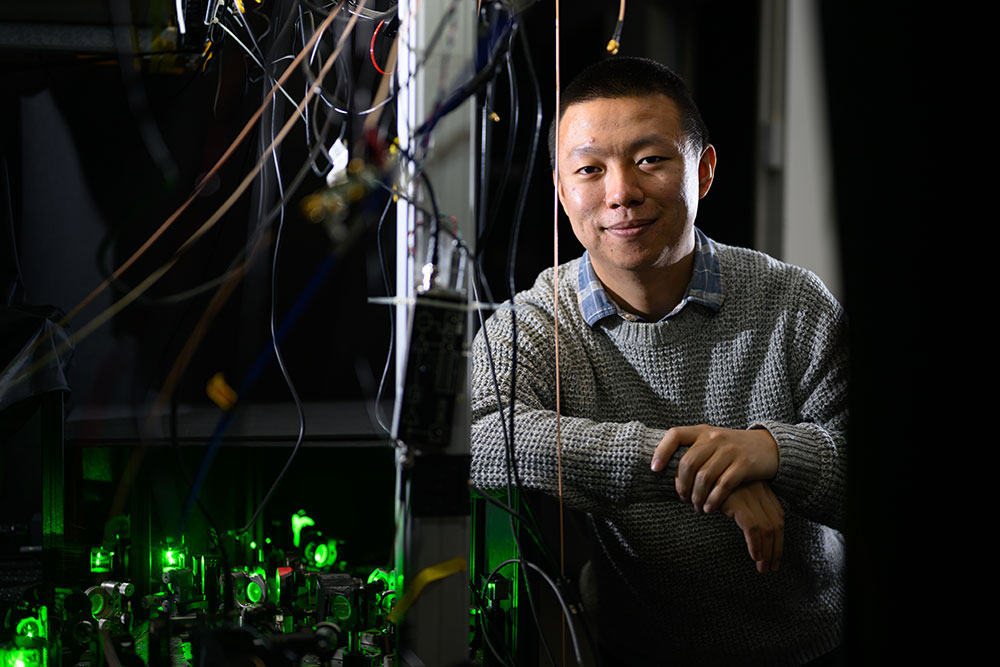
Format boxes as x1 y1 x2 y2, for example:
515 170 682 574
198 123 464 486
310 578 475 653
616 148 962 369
565 185 601 214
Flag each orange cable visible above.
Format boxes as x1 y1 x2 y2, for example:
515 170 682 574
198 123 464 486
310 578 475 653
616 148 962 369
3 1 364 397
0 2 347 388
64 0 346 328
103 0 369 523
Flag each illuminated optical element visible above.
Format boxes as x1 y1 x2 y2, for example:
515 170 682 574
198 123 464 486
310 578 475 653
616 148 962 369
161 546 187 572
367 568 399 591
367 568 399 614
291 510 315 548
0 648 43 667
86 587 113 620
90 547 114 573
331 594 352 621
304 539 338 569
14 619 39 640
246 581 263 604
230 570 268 609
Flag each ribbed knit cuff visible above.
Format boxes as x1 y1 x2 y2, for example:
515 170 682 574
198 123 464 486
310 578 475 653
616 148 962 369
751 419 835 514
632 427 674 504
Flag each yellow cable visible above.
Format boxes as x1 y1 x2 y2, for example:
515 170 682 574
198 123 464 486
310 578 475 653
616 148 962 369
386 557 466 623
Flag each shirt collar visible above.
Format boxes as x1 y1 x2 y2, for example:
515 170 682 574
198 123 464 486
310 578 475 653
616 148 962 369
576 227 725 327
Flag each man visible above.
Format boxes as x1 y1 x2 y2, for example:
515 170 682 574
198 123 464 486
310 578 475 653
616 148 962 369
471 57 846 665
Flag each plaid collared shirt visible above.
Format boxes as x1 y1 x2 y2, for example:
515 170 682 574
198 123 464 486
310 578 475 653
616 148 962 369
576 227 725 326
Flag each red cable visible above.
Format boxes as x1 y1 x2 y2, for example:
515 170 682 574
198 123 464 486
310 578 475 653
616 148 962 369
370 19 387 74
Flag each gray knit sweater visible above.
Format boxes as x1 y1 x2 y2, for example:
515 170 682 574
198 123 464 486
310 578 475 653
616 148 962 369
470 241 847 665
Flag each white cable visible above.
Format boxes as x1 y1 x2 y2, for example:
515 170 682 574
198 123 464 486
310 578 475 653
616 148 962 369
217 20 308 124
175 0 187 35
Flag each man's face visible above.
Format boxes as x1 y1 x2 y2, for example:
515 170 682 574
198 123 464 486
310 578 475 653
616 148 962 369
555 95 715 284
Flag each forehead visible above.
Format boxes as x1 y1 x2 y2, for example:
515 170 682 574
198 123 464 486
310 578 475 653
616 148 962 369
558 94 685 152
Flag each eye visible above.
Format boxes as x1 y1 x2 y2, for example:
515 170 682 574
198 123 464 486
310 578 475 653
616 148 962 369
637 155 666 166
575 165 602 175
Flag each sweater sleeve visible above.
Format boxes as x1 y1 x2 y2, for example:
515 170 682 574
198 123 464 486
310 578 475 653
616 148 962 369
753 269 849 531
470 302 668 515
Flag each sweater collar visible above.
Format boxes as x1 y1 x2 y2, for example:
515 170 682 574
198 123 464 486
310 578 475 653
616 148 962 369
576 227 725 327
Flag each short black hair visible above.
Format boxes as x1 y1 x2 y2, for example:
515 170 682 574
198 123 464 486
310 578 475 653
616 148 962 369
548 56 710 169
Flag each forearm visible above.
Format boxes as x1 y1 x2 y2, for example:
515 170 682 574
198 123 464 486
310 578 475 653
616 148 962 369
471 401 670 513
754 420 846 530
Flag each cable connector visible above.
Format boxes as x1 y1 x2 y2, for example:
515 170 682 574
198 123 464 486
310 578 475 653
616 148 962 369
326 138 350 187
607 0 626 54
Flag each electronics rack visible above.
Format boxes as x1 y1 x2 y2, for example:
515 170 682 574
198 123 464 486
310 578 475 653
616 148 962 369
0 1 543 665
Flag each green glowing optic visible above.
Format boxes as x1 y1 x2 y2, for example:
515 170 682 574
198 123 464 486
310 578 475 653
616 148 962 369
249 541 257 550
246 581 263 604
367 568 398 593
90 592 105 616
314 543 329 566
15 618 40 638
367 569 389 586
162 548 185 571
265 538 272 545
331 594 352 621
90 547 113 573
291 510 315 548
2 647 42 667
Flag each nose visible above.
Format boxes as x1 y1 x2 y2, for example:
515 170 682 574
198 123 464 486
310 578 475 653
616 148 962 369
604 164 644 209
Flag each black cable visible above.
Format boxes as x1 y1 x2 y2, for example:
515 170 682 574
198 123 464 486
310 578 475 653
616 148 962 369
233 77 347 536
470 485 535 529
470 569 517 667
501 23 561 667
179 90 342 535
476 47 521 254
411 10 517 141
483 558 585 666
504 20 543 525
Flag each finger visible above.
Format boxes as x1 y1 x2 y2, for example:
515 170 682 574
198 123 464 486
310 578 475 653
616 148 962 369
759 489 784 571
750 487 774 566
772 518 784 572
688 452 728 511
750 483 783 572
703 464 741 514
651 427 687 473
728 495 763 565
740 517 762 568
675 434 714 501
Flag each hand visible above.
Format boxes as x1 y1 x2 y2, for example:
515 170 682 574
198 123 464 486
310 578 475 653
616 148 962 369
720 481 784 573
651 425 779 513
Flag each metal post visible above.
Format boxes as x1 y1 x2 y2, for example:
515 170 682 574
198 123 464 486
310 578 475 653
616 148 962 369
394 1 475 664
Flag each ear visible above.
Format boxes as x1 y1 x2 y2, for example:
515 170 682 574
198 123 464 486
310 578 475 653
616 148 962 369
697 144 717 199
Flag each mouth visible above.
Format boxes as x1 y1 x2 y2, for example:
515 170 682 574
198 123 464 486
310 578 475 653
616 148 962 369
603 219 654 238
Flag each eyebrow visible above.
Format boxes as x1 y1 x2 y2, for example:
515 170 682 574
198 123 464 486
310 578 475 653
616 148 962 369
565 134 675 160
